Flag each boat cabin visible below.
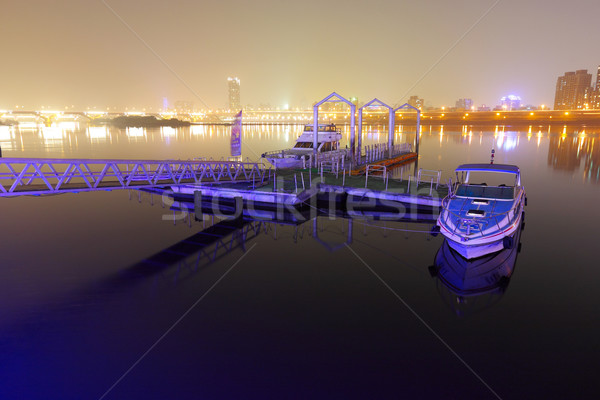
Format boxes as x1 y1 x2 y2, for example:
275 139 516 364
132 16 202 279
292 124 342 152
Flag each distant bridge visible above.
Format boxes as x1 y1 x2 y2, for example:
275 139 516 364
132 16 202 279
0 158 267 197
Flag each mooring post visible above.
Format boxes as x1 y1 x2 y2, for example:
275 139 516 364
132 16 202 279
415 109 421 155
385 172 389 191
350 103 356 165
388 106 395 160
313 106 319 167
358 106 363 163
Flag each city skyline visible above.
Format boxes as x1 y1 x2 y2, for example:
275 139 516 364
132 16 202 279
2 0 600 111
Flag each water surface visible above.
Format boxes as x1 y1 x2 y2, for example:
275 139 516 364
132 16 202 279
0 123 598 399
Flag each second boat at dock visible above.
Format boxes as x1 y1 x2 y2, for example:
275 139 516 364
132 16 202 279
261 123 349 169
436 163 526 259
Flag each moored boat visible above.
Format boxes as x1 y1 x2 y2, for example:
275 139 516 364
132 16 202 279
436 163 526 259
261 123 347 169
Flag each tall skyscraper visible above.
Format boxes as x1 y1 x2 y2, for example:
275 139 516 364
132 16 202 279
591 66 600 109
227 77 241 111
554 70 592 110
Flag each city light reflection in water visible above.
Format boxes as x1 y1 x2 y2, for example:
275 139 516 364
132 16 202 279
0 123 598 183
0 123 599 398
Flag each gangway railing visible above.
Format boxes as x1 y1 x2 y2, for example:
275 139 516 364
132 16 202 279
358 142 412 166
0 157 267 197
417 168 441 188
364 164 388 188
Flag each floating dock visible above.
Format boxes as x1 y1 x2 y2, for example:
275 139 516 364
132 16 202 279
350 152 418 176
165 165 447 223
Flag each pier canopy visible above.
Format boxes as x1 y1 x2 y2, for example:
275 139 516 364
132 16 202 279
359 98 394 159
393 103 421 154
312 92 356 167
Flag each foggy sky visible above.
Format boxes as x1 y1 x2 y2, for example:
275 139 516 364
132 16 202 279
2 0 599 110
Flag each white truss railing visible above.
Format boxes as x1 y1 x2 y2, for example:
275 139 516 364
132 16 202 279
0 158 267 197
360 142 412 165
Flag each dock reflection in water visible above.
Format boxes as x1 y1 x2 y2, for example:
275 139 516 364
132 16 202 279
429 228 523 316
127 188 439 290
129 216 357 285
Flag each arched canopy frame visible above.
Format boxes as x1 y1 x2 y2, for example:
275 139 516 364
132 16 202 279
392 103 421 154
312 92 356 167
358 98 394 159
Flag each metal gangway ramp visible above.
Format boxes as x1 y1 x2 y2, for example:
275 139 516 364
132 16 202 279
0 158 267 197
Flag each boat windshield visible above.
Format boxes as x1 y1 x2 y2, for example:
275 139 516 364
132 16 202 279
293 142 313 148
304 124 337 132
455 184 514 200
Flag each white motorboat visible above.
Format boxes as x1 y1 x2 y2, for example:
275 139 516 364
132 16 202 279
261 123 347 169
436 163 526 259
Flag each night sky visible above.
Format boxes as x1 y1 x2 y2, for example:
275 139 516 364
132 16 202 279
2 0 599 110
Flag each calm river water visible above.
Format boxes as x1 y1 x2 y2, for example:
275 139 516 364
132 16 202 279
0 123 598 399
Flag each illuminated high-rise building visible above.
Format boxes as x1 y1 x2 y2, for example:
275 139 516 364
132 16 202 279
227 77 241 111
554 70 591 110
500 95 522 111
591 66 600 109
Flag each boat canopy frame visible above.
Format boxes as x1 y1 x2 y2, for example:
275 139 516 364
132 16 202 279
358 98 394 159
456 163 521 186
312 92 356 167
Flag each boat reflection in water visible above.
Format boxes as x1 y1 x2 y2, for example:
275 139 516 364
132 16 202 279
429 228 522 316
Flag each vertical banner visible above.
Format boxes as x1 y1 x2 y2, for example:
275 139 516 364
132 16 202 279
230 110 242 157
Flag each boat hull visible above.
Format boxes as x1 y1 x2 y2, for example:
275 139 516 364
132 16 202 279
438 185 525 259
265 156 304 169
440 212 522 259
445 235 507 259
